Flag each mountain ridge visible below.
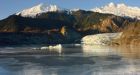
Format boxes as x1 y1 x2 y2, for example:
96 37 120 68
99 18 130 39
16 3 61 17
92 2 140 19
15 2 140 19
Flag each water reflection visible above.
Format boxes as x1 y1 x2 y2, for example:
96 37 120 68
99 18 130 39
82 45 118 56
0 45 139 75
115 45 140 59
0 57 139 75
22 65 44 75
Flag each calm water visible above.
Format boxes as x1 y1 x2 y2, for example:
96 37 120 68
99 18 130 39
0 44 139 75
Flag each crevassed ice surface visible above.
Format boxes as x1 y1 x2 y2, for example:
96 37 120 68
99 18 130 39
81 33 122 45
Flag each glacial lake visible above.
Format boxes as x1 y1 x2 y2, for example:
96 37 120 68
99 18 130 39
0 44 139 75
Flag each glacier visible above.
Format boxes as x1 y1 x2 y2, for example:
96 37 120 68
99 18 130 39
81 33 122 45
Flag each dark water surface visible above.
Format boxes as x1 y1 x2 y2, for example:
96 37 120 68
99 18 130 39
0 44 139 75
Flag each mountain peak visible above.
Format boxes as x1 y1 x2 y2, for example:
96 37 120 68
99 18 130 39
92 2 140 19
108 2 116 7
16 3 60 17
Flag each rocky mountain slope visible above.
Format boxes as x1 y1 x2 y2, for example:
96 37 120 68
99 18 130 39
115 21 140 46
0 10 133 33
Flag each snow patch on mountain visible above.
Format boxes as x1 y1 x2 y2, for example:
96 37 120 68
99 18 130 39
70 8 80 11
92 2 140 19
16 3 60 17
81 32 122 45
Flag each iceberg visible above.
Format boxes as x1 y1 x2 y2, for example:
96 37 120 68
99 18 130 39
32 44 62 53
48 44 62 50
33 44 62 50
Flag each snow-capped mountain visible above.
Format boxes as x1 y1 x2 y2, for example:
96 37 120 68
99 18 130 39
16 2 140 19
16 3 60 17
92 2 140 19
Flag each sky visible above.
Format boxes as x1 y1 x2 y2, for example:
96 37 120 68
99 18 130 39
0 0 140 20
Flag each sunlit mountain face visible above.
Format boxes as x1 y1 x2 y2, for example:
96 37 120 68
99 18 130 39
92 2 140 19
16 3 61 17
15 2 140 20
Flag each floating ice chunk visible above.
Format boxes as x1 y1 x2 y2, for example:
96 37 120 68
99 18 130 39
33 44 62 50
32 44 62 53
40 47 48 50
48 44 62 49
